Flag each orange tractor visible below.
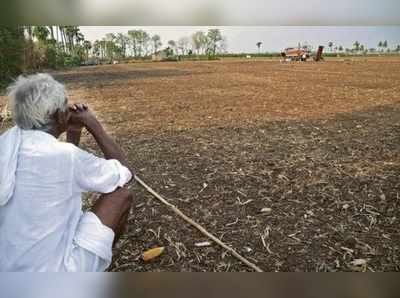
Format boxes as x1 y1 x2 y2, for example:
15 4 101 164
281 46 324 62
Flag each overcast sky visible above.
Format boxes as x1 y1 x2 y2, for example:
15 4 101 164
11 0 400 25
80 26 400 53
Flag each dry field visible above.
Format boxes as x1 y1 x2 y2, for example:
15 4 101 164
1 57 400 271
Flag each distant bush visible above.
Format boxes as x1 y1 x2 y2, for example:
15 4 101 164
64 55 82 67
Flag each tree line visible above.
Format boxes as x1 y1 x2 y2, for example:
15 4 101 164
254 40 400 55
2 26 400 88
0 26 228 86
92 29 227 60
326 40 400 54
0 26 90 87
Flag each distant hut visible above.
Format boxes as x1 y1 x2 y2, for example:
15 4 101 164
152 47 176 62
152 48 170 62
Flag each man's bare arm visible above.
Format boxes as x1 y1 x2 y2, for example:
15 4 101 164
86 119 129 168
68 104 130 170
66 104 84 146
66 127 82 146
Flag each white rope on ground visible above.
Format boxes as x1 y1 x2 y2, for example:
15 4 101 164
133 175 264 272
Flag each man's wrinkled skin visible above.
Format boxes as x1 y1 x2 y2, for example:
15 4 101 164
50 101 133 244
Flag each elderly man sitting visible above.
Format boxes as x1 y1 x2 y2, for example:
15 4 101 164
0 74 133 272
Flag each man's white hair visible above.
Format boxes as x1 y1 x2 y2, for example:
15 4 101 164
7 73 67 131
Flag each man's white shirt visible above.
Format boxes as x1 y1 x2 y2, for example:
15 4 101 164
0 129 132 272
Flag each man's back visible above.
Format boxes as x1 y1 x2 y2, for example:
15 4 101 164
0 129 80 271
1 74 133 272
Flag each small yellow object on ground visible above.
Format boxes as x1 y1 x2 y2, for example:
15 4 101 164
142 247 165 262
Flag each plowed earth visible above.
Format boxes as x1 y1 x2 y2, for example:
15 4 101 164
1 57 400 271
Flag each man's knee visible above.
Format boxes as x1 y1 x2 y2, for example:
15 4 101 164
95 187 133 213
118 187 133 200
113 187 133 210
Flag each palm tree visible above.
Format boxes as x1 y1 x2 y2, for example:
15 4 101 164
76 32 85 46
64 26 80 54
328 41 333 52
49 26 55 41
378 41 383 52
93 40 101 58
24 26 35 69
58 26 66 53
383 40 388 52
83 40 92 60
353 41 360 52
256 41 262 53
33 26 50 43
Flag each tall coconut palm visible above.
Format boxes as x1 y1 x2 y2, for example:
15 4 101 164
353 41 360 52
383 40 388 52
64 26 79 53
76 32 85 46
328 41 333 52
32 26 50 43
58 26 67 53
49 26 54 41
83 40 92 60
256 41 263 53
378 41 383 52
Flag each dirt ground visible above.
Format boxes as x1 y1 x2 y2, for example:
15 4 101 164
1 57 400 271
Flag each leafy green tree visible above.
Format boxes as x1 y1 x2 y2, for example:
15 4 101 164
167 40 177 55
177 36 190 55
151 34 162 54
206 29 223 56
116 33 129 58
128 30 150 58
104 33 118 60
191 31 207 55
0 26 25 86
33 26 50 43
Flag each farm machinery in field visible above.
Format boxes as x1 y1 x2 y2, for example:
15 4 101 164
281 45 324 62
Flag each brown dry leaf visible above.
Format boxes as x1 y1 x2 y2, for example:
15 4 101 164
142 247 165 262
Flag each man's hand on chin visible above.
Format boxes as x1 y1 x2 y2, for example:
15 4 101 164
67 103 97 146
68 103 100 131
